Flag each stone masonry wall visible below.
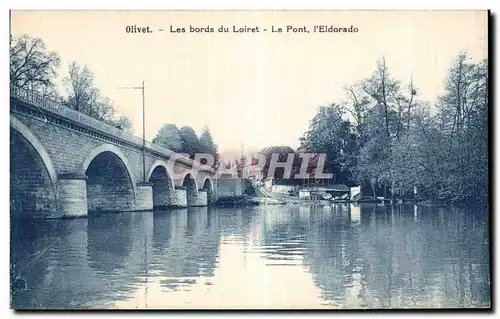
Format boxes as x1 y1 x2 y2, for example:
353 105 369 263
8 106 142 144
10 129 57 218
172 188 188 208
216 178 244 199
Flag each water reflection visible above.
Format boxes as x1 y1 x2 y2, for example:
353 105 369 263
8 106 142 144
11 203 490 309
304 204 489 308
151 208 220 288
11 218 94 308
87 214 133 273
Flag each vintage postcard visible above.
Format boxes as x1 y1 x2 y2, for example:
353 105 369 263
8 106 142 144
9 10 490 310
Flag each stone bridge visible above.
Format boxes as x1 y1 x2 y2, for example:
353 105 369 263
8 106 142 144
10 87 239 219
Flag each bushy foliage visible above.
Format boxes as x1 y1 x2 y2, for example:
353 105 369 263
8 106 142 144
300 54 488 205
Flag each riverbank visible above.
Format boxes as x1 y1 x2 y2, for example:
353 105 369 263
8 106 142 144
215 195 291 207
214 184 489 208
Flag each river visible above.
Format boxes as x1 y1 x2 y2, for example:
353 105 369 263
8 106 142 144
10 203 490 309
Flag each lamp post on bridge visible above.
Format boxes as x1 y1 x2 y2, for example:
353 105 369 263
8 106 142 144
117 81 146 183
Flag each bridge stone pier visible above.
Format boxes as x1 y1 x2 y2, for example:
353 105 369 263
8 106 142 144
10 87 219 219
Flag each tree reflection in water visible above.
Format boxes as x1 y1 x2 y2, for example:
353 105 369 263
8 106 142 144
10 204 490 309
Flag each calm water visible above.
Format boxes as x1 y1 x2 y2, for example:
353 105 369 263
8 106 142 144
11 204 490 309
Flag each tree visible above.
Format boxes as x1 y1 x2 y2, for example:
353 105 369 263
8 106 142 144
432 53 488 203
298 53 488 205
152 124 183 152
361 57 401 139
11 35 133 133
179 126 201 158
299 104 354 185
62 61 133 132
112 115 133 134
93 96 116 123
352 58 418 198
198 125 219 166
63 62 100 114
259 145 301 183
354 105 392 196
10 35 61 98
342 83 370 143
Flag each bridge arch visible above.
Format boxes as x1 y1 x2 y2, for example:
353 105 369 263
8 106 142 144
80 144 136 212
147 161 175 208
201 177 215 204
182 173 198 206
10 116 58 217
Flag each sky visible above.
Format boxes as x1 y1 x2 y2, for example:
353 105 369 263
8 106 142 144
10 11 488 153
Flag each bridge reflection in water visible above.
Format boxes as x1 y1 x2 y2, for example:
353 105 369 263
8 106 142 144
10 204 490 309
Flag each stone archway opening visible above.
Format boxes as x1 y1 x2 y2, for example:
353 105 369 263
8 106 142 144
183 173 198 206
85 151 135 213
202 178 214 205
10 128 57 218
149 165 174 208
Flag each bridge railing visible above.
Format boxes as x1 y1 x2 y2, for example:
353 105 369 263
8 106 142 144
10 86 211 171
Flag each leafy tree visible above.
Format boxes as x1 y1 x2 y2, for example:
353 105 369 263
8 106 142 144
360 58 401 139
432 53 488 203
354 105 392 196
198 125 219 166
63 62 100 113
299 53 488 205
10 35 135 134
63 61 132 132
152 124 183 152
10 34 61 98
353 58 418 197
341 83 370 143
179 126 201 158
299 104 355 185
259 145 301 184
153 124 221 164
112 115 133 134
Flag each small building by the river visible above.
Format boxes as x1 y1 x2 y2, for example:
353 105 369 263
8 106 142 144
262 177 274 189
298 184 351 200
